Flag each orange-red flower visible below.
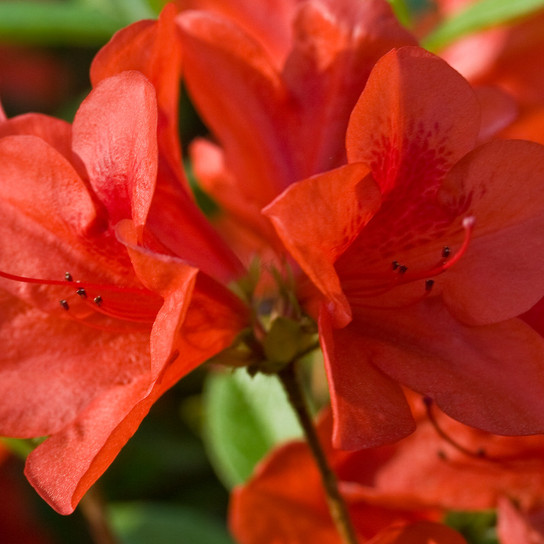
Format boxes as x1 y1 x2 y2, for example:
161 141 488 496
0 69 247 514
230 409 467 544
176 0 416 258
265 46 544 449
232 393 544 543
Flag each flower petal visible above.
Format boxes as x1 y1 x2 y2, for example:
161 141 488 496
177 10 292 204
264 163 381 326
24 272 247 515
439 139 544 324
347 47 480 198
496 498 544 544
0 135 98 239
91 4 185 191
178 0 296 65
353 299 544 437
367 521 467 544
72 71 158 228
283 0 416 175
0 289 149 438
319 308 415 450
0 113 72 162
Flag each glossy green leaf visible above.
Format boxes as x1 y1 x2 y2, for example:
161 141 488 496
202 368 302 488
110 502 234 544
423 0 544 51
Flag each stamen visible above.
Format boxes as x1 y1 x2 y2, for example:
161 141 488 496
0 269 161 328
343 215 476 300
425 279 435 292
423 396 493 462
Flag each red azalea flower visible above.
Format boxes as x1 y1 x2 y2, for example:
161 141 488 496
176 0 416 256
0 70 247 514
264 46 544 449
367 398 544 515
230 409 466 544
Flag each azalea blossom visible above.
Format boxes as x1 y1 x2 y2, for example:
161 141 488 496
176 0 416 259
265 46 544 449
230 409 467 544
0 69 247 514
232 394 544 543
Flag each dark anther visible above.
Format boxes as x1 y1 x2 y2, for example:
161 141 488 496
60 299 70 310
398 265 408 274
425 279 435 292
65 272 73 282
442 246 451 259
392 261 400 270
76 288 87 298
94 295 103 307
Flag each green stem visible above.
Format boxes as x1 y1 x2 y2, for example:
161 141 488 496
277 362 359 544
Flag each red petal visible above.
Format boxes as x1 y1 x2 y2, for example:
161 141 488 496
0 135 98 240
264 163 381 327
319 308 415 450
439 140 544 324
72 71 158 227
91 5 186 191
353 299 544 437
177 11 292 205
367 521 467 544
229 441 337 544
24 272 247 515
144 179 246 283
0 289 149 438
347 47 480 198
496 498 544 544
283 0 416 175
474 86 518 143
0 113 72 162
178 0 296 64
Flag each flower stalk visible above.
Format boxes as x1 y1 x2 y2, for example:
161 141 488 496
79 486 119 544
277 362 359 544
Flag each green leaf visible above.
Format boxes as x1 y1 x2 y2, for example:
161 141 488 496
387 0 413 28
202 368 302 488
110 502 234 544
423 0 544 51
0 2 124 46
445 510 498 544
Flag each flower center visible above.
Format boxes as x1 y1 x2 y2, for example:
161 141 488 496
343 216 475 310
